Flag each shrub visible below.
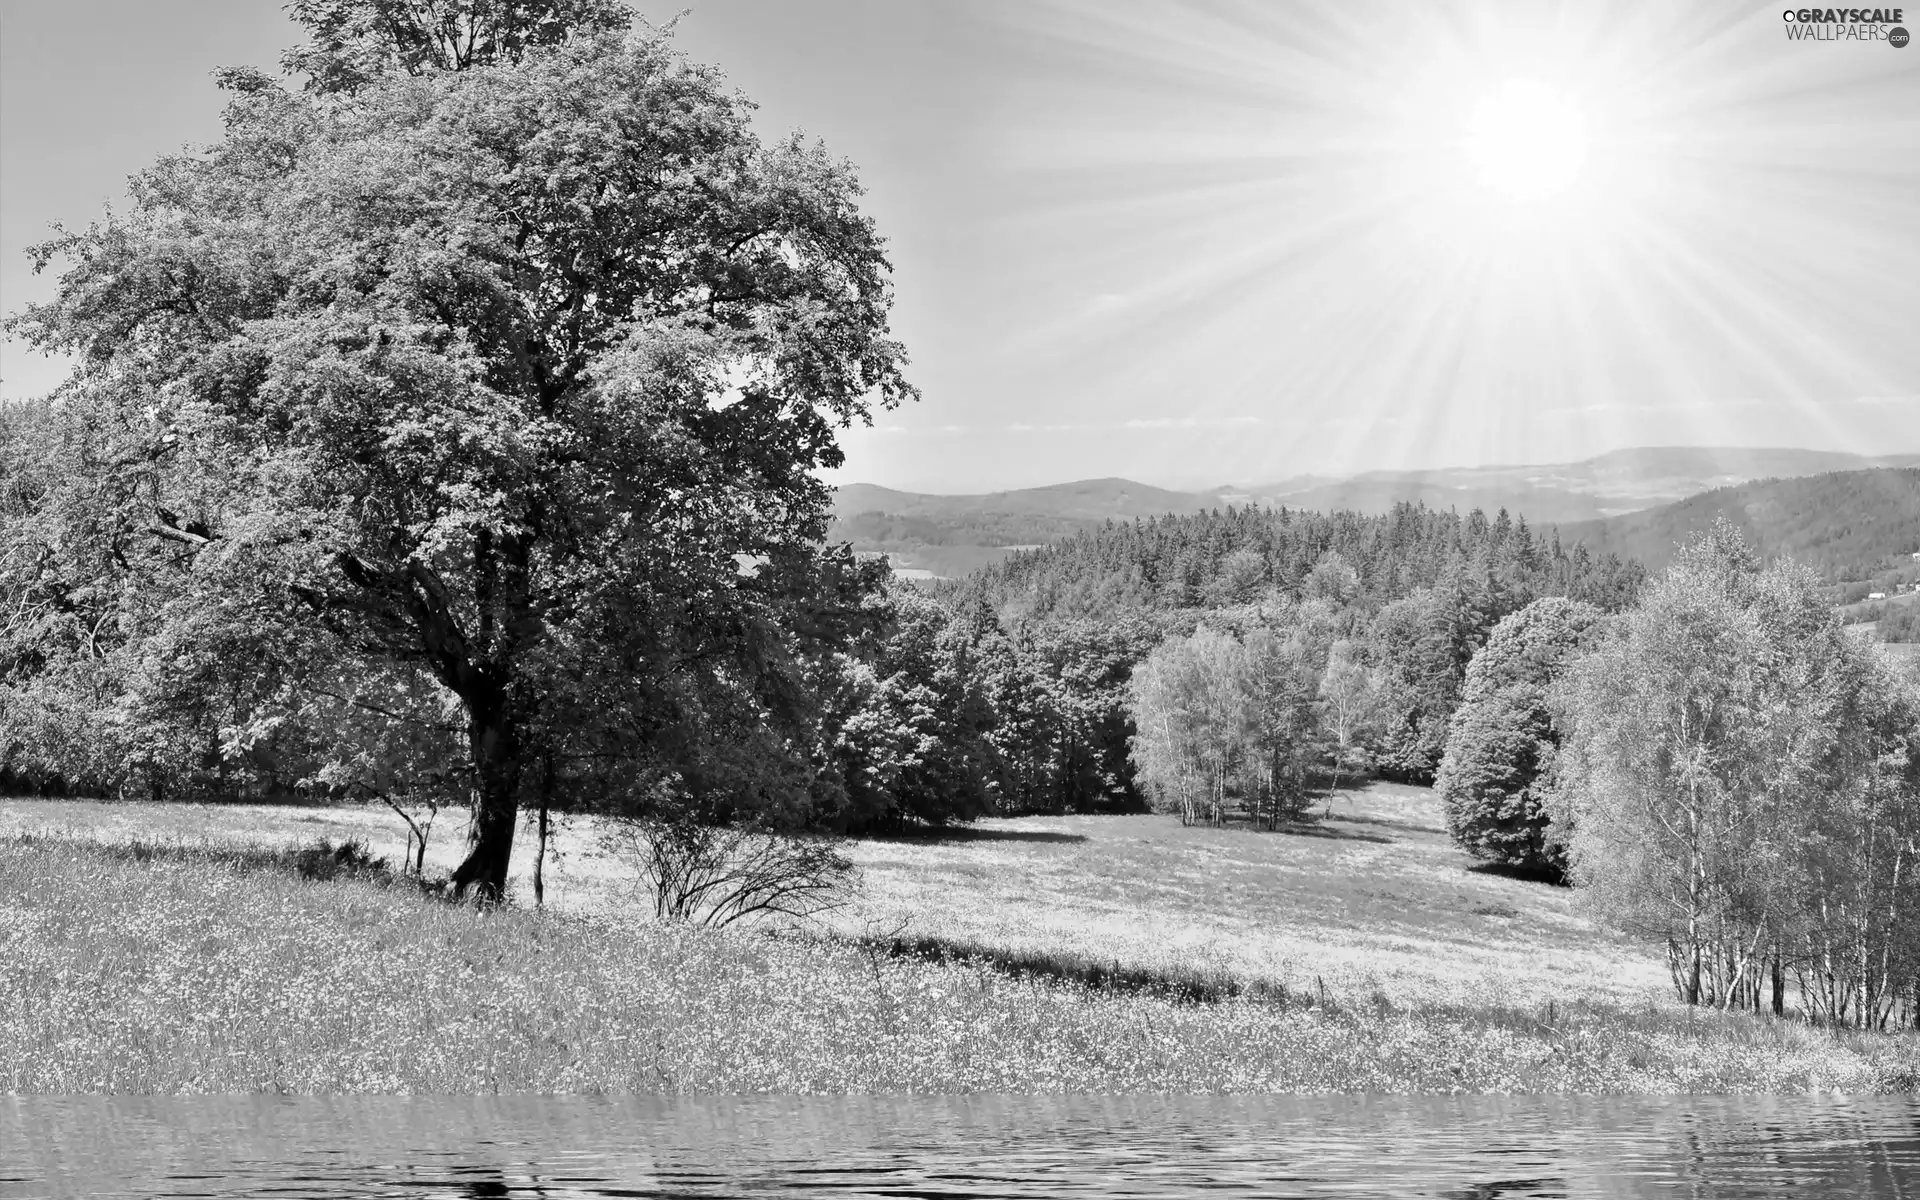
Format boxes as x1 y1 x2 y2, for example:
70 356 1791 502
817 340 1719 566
606 817 856 927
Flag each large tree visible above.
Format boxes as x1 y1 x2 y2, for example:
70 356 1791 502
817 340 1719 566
4 3 913 897
1435 595 1603 878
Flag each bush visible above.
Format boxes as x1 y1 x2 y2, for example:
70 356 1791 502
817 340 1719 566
606 817 856 927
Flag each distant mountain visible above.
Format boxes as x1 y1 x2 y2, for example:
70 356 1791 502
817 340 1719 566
829 479 1221 578
832 478 1220 523
832 448 1920 579
1228 478 1611 524
1234 447 1920 521
1559 469 1920 580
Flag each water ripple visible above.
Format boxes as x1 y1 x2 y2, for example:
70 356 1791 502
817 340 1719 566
2 1095 1914 1199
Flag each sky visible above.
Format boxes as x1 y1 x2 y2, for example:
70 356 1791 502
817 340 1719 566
3 0 1917 491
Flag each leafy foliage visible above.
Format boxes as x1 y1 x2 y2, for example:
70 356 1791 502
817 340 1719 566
820 590 1008 831
912 501 1645 802
281 0 632 93
1554 522 1920 1024
1878 601 1920 643
960 501 1643 623
2 4 912 896
1125 603 1352 827
1435 596 1603 877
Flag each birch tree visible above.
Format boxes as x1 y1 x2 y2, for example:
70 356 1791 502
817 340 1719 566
1126 626 1251 825
1555 524 1920 1019
1554 527 1775 1006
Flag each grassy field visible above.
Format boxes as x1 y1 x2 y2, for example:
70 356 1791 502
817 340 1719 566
3 785 1916 1093
834 785 1666 1009
0 784 1660 1008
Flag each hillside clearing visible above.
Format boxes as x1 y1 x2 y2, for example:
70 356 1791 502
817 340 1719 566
4 830 1915 1094
2 783 1663 1009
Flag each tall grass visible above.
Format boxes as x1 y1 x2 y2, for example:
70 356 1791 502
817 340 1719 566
4 835 1916 1094
0 787 1679 1009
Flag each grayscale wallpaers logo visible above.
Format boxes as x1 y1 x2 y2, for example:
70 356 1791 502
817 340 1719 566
1782 7 1910 42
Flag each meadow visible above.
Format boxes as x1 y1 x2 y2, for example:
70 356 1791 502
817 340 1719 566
3 786 1916 1094
0 784 1659 1008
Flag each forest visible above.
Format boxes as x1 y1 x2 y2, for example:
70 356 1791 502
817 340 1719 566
0 479 1644 827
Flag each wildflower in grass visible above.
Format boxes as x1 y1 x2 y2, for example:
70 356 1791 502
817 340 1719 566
5 836 1917 1095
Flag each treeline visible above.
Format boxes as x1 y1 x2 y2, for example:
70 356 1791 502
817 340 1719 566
1104 522 1920 1028
828 510 1092 550
788 503 1647 829
6 491 1640 834
821 593 1159 826
962 503 1644 621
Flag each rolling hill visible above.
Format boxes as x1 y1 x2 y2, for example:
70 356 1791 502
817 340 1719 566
833 448 1920 578
1559 468 1920 580
832 478 1221 523
829 479 1229 577
1233 447 1920 521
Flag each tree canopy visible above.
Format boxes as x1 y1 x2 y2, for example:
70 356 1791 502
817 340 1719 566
1554 523 1920 1021
2 1 913 897
1435 595 1603 877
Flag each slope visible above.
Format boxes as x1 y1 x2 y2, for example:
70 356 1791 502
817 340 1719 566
1559 469 1920 580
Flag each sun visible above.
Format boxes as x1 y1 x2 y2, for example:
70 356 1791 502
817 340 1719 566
1462 78 1590 203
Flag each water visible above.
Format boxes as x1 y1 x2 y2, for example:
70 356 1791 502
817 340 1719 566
3 1096 1915 1199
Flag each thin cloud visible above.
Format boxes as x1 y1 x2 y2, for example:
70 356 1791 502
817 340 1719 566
1318 413 1406 429
1121 416 1262 430
1537 398 1767 416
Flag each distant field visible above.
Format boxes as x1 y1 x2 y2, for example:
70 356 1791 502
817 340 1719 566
0 782 1664 1009
836 784 1666 1009
1837 588 1920 624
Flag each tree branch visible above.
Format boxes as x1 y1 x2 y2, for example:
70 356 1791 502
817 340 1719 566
147 509 213 548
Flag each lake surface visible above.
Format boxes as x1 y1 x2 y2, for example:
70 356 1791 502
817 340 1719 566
4 1095 1916 1199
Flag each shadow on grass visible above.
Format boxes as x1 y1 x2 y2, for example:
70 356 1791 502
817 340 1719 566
871 932 1302 1007
3 831 454 897
869 825 1090 846
1467 860 1572 888
1324 812 1447 836
1269 821 1393 845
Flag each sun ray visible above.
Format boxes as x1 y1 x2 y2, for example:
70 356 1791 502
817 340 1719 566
925 0 1920 484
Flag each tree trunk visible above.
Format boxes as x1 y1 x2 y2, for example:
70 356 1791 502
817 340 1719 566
534 747 553 908
451 691 521 901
